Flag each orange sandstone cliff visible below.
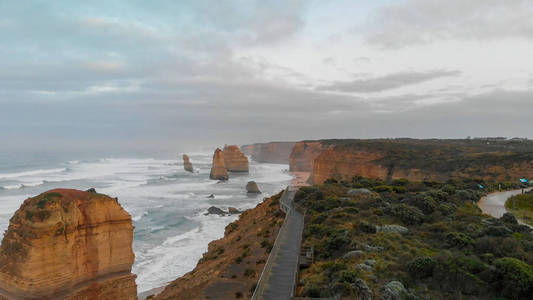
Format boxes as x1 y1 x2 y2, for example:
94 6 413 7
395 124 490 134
151 193 285 300
292 139 533 184
210 148 229 180
183 154 193 172
0 189 137 300
241 142 295 164
289 141 327 172
223 145 249 172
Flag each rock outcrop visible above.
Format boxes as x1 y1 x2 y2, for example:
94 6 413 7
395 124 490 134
223 145 249 172
209 148 229 180
0 189 137 300
183 154 194 172
289 141 326 172
241 142 295 164
245 181 261 193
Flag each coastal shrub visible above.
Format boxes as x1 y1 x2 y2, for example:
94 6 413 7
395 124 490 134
491 257 533 299
389 204 424 225
408 256 436 279
446 232 473 248
340 269 359 283
373 185 394 193
302 283 322 297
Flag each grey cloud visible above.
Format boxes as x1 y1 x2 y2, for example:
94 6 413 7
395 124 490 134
364 0 533 48
319 70 461 93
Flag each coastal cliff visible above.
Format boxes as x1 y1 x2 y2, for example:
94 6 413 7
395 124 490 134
0 189 137 300
210 148 229 180
289 141 326 172
223 145 249 172
241 142 295 164
292 139 533 184
152 193 285 300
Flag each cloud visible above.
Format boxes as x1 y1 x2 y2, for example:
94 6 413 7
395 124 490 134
364 0 533 48
319 70 461 93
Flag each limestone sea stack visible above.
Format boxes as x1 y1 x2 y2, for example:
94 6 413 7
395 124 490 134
210 148 229 180
0 189 137 300
223 145 249 172
246 181 261 193
183 154 194 172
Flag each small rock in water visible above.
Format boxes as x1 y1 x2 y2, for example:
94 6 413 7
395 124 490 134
206 206 226 215
246 181 261 193
228 207 241 214
207 194 215 198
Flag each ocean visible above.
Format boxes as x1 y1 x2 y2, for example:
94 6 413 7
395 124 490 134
0 151 292 292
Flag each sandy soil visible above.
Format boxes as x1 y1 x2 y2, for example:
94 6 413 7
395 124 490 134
290 172 310 187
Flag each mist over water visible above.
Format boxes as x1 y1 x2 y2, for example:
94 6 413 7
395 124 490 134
0 151 292 292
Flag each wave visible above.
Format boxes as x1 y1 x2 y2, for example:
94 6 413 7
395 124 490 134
0 168 67 180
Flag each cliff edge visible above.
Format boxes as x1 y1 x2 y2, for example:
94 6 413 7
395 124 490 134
0 189 137 300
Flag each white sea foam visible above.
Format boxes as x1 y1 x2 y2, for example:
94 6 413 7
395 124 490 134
0 153 291 294
0 168 67 180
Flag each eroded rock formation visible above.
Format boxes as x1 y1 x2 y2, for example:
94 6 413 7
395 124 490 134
210 148 229 180
289 141 326 172
223 145 249 172
0 189 137 300
241 142 295 164
183 154 194 172
246 181 261 193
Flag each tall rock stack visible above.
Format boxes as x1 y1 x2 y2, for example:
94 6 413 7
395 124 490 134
0 189 137 300
223 145 249 172
183 154 194 172
210 148 229 180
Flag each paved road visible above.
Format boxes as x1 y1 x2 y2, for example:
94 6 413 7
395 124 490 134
477 188 532 228
252 188 305 300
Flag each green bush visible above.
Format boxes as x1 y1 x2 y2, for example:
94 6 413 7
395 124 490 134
408 256 436 279
491 257 533 299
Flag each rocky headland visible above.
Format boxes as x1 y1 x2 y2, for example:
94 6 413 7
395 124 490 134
209 148 229 180
182 154 193 172
223 145 249 172
289 139 533 184
241 142 295 164
0 189 137 300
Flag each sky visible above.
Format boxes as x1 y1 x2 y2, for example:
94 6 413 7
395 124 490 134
1 0 532 154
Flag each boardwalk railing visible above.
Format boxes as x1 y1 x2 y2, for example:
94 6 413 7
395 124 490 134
251 187 293 300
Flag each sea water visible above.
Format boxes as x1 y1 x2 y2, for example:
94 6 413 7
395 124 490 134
0 152 292 292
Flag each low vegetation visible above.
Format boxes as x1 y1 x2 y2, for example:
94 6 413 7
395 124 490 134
506 190 533 226
295 176 533 299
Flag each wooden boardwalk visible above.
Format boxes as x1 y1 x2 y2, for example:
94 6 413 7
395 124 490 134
252 187 305 300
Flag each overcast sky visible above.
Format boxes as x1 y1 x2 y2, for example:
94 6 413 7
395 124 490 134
1 0 532 154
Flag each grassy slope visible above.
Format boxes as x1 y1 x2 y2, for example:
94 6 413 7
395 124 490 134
295 177 533 300
506 192 533 226
152 193 285 300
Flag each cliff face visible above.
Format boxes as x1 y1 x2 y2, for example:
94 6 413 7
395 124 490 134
0 189 137 300
210 148 229 180
289 142 326 172
241 142 295 164
152 193 285 300
183 154 193 172
223 145 249 172
295 139 533 184
310 148 445 184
